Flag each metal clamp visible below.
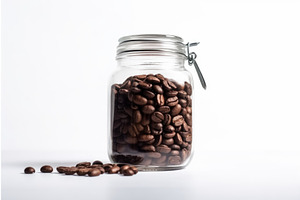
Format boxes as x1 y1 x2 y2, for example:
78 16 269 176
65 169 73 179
186 42 207 90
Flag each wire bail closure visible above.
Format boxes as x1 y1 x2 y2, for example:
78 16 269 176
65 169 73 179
186 42 207 90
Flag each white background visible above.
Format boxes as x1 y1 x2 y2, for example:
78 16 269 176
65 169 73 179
2 0 300 199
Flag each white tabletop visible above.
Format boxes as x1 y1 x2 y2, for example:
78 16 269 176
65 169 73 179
2 150 299 200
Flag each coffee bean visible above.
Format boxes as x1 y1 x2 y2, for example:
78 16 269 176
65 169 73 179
166 96 178 107
184 82 192 95
128 124 139 137
166 90 178 97
156 94 165 106
179 99 187 108
155 74 165 81
142 105 155 114
143 90 155 99
163 131 176 138
108 165 120 174
130 166 138 174
162 138 174 146
186 106 192 114
124 135 138 144
120 165 130 174
134 74 147 80
153 85 163 94
174 133 183 145
170 144 181 150
146 75 161 84
131 87 141 93
133 95 147 105
146 152 161 158
172 115 184 126
76 162 91 167
24 167 35 174
162 79 172 91
151 111 164 123
168 80 177 90
150 122 163 131
177 90 187 98
186 113 192 126
88 168 101 177
157 144 171 154
181 148 189 161
92 161 103 166
120 79 131 89
163 114 172 126
158 106 170 114
40 165 53 173
77 168 91 176
103 164 113 172
138 134 154 142
56 166 68 173
141 145 156 152
65 167 78 175
141 114 151 125
123 169 135 176
133 110 142 123
138 81 152 90
171 104 182 116
168 156 182 165
164 125 175 132
153 135 162 146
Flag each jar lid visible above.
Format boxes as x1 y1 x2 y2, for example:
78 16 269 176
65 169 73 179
117 34 186 59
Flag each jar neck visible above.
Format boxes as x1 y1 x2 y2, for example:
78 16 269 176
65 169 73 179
117 54 186 69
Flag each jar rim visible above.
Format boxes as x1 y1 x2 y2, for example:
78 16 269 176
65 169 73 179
117 34 186 59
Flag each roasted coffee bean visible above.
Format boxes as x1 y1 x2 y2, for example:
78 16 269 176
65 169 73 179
133 95 147 105
174 133 183 145
151 111 164 123
136 123 144 132
120 79 131 89
124 135 138 144
120 165 130 174
171 104 182 116
185 133 192 142
186 113 192 126
157 144 172 154
134 74 147 80
181 148 189 161
163 114 172 126
128 124 139 137
166 96 178 107
178 90 187 98
158 106 170 113
170 150 180 156
146 152 161 158
164 125 175 132
24 167 35 174
181 108 187 116
130 166 138 174
184 82 192 95
138 81 152 90
172 115 184 126
168 156 182 165
108 165 120 174
179 99 187 108
168 80 177 90
153 85 163 94
155 74 165 81
141 145 156 152
77 168 91 176
76 162 91 167
65 167 78 175
156 94 165 106
163 131 176 138
186 97 192 107
103 164 113 172
153 135 162 146
153 155 167 164
131 87 141 93
40 165 53 173
56 166 68 173
141 114 151 125
171 144 181 150
133 110 142 123
145 138 155 144
146 75 161 84
162 138 174 146
138 134 154 142
162 79 172 91
143 125 151 134
119 88 129 95
151 122 163 131
166 90 178 97
143 90 155 99
142 105 155 114
88 168 101 177
123 168 135 176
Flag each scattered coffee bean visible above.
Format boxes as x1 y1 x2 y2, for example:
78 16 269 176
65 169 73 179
40 165 53 173
108 165 120 174
76 162 91 167
77 168 91 176
24 167 35 174
88 168 101 177
56 166 68 173
65 167 78 175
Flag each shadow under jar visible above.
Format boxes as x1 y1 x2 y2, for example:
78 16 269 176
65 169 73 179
109 34 194 171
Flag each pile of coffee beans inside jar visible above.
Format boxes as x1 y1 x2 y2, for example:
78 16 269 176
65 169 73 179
111 74 192 166
24 161 138 177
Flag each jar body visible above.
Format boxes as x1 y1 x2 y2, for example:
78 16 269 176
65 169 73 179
108 54 194 171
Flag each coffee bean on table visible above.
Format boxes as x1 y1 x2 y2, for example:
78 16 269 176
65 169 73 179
92 160 103 166
77 168 91 176
24 167 35 174
76 162 91 167
56 166 68 173
65 167 78 175
40 165 53 173
123 169 135 176
108 165 120 174
88 168 101 177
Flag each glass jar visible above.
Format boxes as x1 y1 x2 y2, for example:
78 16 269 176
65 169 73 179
108 34 197 171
